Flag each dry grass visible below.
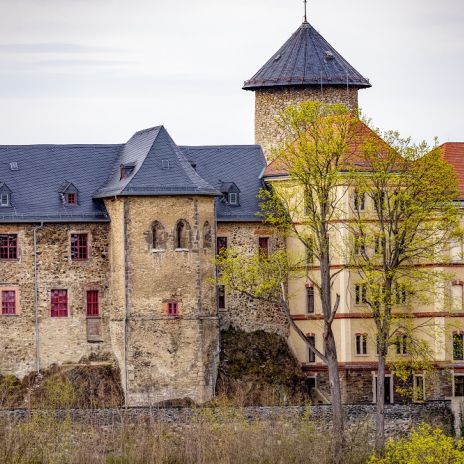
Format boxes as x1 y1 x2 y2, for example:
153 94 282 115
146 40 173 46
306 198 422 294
0 408 374 464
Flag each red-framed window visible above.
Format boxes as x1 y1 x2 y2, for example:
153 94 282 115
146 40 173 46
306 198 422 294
167 301 178 316
51 289 68 317
71 233 88 260
1 290 16 315
66 193 77 205
86 290 99 317
0 234 18 260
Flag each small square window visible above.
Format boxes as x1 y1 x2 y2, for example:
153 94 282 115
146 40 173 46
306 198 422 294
216 237 228 255
0 193 10 207
1 290 16 315
167 301 178 316
120 165 135 180
161 159 171 169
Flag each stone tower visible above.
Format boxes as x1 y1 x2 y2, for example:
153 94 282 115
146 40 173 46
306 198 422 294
96 126 220 406
243 19 371 159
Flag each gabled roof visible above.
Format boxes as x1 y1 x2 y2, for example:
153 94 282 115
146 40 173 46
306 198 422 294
0 144 122 222
180 145 267 222
96 126 219 198
219 182 240 194
243 21 371 90
58 181 78 194
441 142 464 200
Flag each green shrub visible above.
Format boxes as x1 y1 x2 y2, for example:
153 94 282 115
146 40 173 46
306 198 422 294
370 424 464 464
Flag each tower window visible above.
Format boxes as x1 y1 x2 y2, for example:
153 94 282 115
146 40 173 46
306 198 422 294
216 236 228 255
51 289 68 317
217 285 226 310
1 290 16 315
167 300 179 316
86 290 100 317
151 221 166 250
175 220 190 249
0 234 18 260
203 221 212 249
71 233 89 260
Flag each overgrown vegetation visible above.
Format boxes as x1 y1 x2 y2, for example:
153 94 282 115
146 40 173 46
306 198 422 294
214 329 312 406
0 363 123 409
0 408 373 464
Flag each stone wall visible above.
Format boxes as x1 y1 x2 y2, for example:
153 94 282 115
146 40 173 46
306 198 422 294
0 402 454 439
216 222 288 336
0 223 113 379
255 86 359 159
104 196 220 406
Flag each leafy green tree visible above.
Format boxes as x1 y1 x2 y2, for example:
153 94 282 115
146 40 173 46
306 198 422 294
348 129 461 452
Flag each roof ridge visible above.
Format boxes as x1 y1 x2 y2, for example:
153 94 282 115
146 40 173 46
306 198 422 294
0 143 123 149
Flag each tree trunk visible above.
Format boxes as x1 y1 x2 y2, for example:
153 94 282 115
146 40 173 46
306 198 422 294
325 324 344 464
375 351 386 454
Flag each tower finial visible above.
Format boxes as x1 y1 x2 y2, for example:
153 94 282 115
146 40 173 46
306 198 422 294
303 0 308 23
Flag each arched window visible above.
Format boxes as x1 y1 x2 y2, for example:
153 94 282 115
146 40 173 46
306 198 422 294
203 221 212 248
151 221 166 250
175 219 190 249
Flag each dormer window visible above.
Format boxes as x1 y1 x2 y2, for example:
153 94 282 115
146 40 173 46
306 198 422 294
161 159 171 170
59 181 78 206
0 193 10 207
220 181 240 207
0 183 12 207
228 192 238 205
120 163 135 180
66 193 77 205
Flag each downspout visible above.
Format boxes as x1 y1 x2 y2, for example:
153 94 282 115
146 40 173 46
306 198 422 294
123 198 130 407
33 221 44 375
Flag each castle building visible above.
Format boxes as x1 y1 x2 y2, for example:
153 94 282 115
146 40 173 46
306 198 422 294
1 14 464 406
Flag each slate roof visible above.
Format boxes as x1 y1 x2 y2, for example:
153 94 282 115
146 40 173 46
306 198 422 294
441 143 464 200
95 126 219 198
243 21 371 90
0 127 264 223
180 145 267 222
0 144 122 222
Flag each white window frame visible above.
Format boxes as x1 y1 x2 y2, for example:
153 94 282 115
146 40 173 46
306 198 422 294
0 193 10 207
355 334 368 356
228 192 238 205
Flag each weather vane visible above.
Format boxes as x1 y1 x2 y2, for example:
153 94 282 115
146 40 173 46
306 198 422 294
303 0 308 23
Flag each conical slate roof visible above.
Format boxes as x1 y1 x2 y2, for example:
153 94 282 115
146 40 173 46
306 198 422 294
95 126 219 198
243 21 371 90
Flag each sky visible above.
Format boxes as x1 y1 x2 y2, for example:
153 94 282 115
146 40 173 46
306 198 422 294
0 0 462 146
